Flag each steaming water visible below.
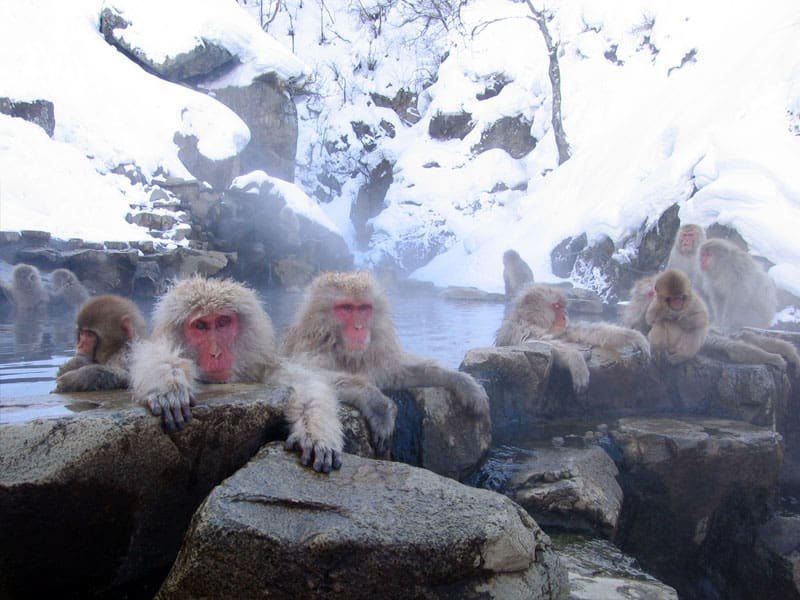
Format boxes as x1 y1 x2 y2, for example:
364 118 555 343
0 287 506 400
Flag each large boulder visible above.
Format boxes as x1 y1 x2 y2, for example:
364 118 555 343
611 417 783 600
157 442 569 600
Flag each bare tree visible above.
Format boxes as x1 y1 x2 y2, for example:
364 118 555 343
524 1 570 164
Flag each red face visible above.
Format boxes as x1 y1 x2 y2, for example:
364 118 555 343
679 230 698 252
700 248 712 271
551 301 568 332
665 295 686 311
76 329 98 359
183 310 240 382
334 301 373 352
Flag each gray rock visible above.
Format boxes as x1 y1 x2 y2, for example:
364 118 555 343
156 442 569 600
0 97 55 137
506 445 623 538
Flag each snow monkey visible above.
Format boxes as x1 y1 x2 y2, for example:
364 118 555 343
495 283 651 392
282 271 491 449
49 267 90 309
666 224 706 288
129 277 343 473
55 295 147 392
645 269 709 365
620 273 658 334
7 263 49 312
698 238 777 332
502 249 534 298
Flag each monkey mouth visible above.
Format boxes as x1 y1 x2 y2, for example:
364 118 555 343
200 369 234 383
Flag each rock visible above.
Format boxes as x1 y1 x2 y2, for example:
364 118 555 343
351 158 393 247
156 442 569 600
441 286 505 302
556 536 679 600
461 344 789 444
209 75 299 182
428 111 474 140
505 445 623 538
753 513 800 600
611 416 783 600
0 384 374 598
100 7 236 82
551 233 588 279
472 115 537 159
0 97 55 137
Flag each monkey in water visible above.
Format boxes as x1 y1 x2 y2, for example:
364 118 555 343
129 276 344 473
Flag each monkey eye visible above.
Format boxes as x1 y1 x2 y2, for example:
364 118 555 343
192 319 210 330
216 315 233 328
356 303 372 313
335 303 356 312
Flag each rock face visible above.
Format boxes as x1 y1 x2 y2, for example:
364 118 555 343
0 383 490 598
611 417 784 600
157 442 569 600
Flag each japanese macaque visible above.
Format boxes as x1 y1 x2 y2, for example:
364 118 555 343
645 270 709 365
7 263 49 312
620 274 657 334
282 271 491 447
495 283 650 392
503 249 534 298
698 238 777 332
666 224 706 287
49 268 90 309
55 295 147 392
130 277 343 472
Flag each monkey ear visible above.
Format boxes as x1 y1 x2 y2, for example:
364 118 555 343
121 315 135 341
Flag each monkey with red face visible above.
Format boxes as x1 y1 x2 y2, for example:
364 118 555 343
495 283 650 392
55 295 147 392
282 271 490 452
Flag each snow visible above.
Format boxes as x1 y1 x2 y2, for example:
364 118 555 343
0 0 799 308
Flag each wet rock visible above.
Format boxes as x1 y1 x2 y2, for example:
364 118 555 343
505 446 623 538
753 513 800 599
441 286 506 302
556 536 679 600
611 416 783 600
156 442 569 600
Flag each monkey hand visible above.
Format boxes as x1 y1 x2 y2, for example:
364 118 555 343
362 389 397 456
284 433 343 473
141 388 196 434
452 372 491 420
55 354 92 378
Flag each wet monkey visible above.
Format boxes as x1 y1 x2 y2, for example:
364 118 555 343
55 295 146 392
502 249 534 298
282 271 491 450
50 268 90 309
130 277 343 472
495 283 650 392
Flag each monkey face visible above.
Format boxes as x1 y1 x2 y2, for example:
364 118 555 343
700 249 713 271
334 301 373 354
183 310 240 382
679 230 698 253
550 301 568 333
666 295 687 311
76 328 99 360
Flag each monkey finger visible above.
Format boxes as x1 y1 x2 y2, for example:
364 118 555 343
313 444 332 473
162 409 178 434
170 406 187 432
331 450 342 470
188 393 197 407
181 403 193 425
300 444 313 467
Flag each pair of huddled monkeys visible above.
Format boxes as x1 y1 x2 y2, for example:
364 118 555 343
54 272 491 473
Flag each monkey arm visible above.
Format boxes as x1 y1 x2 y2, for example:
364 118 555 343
331 373 397 456
129 339 197 434
55 353 93 377
548 341 590 393
736 330 800 369
565 322 651 357
380 357 491 421
277 361 344 473
703 333 786 368
54 362 130 392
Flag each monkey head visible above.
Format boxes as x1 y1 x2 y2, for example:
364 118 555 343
13 264 41 291
151 277 277 383
75 295 146 363
698 239 729 273
677 225 703 254
654 269 690 311
515 284 569 333
314 272 381 358
183 309 240 382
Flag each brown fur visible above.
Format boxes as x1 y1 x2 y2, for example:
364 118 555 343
130 276 343 472
646 270 709 365
496 283 650 392
698 238 777 332
55 295 146 392
283 271 490 449
502 249 534 298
